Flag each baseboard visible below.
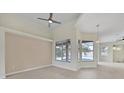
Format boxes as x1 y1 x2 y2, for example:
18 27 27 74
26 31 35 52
6 64 78 77
78 65 97 69
52 64 78 71
6 64 51 76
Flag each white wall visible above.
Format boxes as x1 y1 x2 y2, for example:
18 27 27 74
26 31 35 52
113 45 124 62
0 31 5 78
99 41 124 63
52 20 78 71
99 42 113 62
52 20 98 71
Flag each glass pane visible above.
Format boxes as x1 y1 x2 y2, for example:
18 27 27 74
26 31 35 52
62 44 66 61
81 41 94 61
56 45 62 61
68 44 71 61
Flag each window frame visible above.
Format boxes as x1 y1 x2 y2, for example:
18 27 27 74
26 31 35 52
78 40 94 62
55 39 71 63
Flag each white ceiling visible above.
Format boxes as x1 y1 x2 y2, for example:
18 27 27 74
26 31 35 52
0 13 80 39
1 13 124 42
76 13 124 42
0 13 80 29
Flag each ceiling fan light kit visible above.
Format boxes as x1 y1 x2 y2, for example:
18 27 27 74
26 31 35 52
48 20 53 23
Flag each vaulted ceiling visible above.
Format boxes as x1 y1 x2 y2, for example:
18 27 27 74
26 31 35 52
76 13 124 42
1 13 124 42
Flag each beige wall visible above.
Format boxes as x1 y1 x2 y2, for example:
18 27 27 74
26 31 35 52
5 32 52 74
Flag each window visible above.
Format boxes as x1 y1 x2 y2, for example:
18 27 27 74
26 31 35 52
101 46 108 56
55 39 71 62
78 40 94 62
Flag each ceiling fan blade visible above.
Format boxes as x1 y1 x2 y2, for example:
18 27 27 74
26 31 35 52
37 18 49 21
52 20 61 24
49 13 53 19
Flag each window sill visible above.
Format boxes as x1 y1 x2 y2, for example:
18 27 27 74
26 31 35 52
56 60 71 63
78 61 94 63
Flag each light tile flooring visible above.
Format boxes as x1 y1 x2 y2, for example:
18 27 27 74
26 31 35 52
6 62 124 79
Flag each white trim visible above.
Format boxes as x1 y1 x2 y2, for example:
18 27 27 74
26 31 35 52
79 65 97 69
0 31 6 79
0 26 53 42
6 64 51 76
52 64 78 71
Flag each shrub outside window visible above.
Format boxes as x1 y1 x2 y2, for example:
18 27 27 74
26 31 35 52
78 40 94 62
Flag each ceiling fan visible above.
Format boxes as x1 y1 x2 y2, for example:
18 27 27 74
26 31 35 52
37 13 61 28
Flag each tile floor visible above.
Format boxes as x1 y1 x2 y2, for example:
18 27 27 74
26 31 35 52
6 62 124 79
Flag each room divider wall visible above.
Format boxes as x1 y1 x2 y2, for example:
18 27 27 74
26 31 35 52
0 27 53 78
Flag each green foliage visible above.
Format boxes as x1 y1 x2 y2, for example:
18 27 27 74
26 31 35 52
56 48 62 57
79 44 91 55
